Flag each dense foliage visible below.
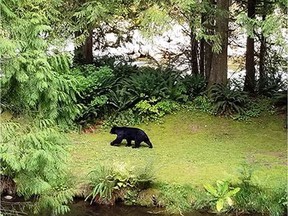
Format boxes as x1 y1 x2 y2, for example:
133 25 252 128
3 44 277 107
85 163 154 205
0 0 80 126
209 83 248 115
0 119 74 215
72 61 192 126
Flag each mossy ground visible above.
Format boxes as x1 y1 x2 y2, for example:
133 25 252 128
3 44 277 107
68 110 287 192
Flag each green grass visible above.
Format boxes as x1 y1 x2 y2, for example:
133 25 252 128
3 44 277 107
68 110 287 191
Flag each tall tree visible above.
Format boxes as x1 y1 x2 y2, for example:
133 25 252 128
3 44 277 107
208 0 229 86
243 0 256 93
71 0 136 64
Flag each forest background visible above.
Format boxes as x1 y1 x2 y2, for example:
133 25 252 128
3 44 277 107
0 0 287 215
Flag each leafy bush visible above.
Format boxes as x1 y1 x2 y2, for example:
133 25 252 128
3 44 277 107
234 164 287 215
73 64 188 127
103 99 180 127
71 65 116 124
85 163 154 205
135 99 180 121
103 109 141 127
209 84 248 115
191 95 214 113
0 119 74 215
233 97 274 120
122 67 187 103
204 180 240 212
158 183 195 214
93 55 138 77
182 74 207 99
257 73 286 97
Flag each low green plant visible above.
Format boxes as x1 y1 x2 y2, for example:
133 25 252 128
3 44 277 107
209 84 248 115
93 56 138 78
191 95 213 113
257 73 286 97
232 98 274 120
122 67 187 103
0 119 74 215
234 164 287 215
103 99 180 127
182 74 207 99
85 163 155 205
85 166 116 205
135 99 180 121
204 180 240 212
158 183 195 214
103 109 141 127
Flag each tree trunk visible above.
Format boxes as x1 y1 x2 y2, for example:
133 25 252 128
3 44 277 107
199 14 205 77
190 32 199 75
202 7 214 82
74 30 94 64
200 38 205 76
208 0 229 87
244 0 256 93
259 15 267 93
204 41 213 80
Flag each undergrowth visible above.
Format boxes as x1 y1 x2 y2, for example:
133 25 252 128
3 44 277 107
0 119 75 215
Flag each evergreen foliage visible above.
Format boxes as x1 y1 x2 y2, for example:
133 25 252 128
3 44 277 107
0 0 80 126
0 119 74 215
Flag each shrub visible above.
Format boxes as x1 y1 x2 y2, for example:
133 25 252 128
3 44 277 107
103 109 141 127
72 63 189 126
232 97 274 120
0 119 74 215
158 183 195 214
182 74 207 99
209 84 248 115
71 65 116 124
191 95 214 113
257 73 286 97
103 99 180 127
135 99 180 121
122 67 187 103
204 180 240 212
233 164 287 215
85 163 155 205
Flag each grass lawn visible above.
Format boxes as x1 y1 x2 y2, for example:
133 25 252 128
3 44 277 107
68 110 287 192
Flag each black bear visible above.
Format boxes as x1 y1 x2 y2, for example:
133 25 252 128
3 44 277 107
110 126 153 148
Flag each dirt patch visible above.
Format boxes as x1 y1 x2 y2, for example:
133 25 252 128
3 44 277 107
190 125 201 133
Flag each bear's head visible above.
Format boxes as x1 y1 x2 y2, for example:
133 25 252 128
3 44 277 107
110 126 118 134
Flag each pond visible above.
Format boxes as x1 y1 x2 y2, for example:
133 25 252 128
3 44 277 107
63 199 214 216
1 198 250 216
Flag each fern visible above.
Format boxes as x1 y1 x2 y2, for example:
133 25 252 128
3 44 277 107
209 84 248 115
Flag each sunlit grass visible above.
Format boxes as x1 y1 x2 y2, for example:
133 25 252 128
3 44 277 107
68 110 287 192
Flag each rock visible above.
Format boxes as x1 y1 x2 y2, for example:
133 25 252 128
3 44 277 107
4 195 13 200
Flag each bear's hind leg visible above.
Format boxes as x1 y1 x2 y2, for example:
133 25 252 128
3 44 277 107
145 139 153 148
